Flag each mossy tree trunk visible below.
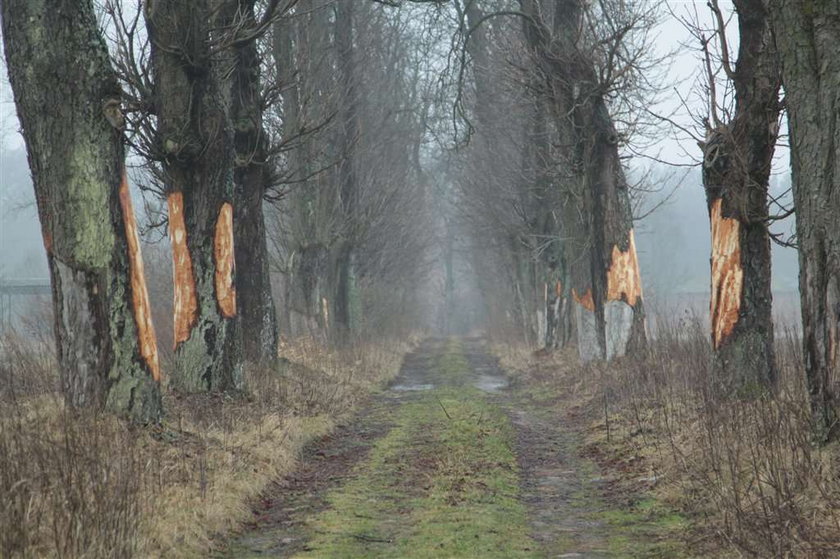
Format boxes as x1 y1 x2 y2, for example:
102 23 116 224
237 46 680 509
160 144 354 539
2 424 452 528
1 0 162 421
146 0 243 392
765 0 840 440
229 0 279 364
701 0 780 393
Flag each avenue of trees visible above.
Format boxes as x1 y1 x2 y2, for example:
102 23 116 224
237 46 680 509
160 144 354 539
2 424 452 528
2 0 839 440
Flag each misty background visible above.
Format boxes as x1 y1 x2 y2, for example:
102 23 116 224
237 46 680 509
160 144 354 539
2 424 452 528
0 0 801 331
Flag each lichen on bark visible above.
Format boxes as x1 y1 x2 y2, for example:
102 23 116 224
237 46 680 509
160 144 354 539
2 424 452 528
1 0 163 422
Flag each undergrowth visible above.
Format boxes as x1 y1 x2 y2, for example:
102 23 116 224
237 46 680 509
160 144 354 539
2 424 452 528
0 332 408 558
496 316 840 558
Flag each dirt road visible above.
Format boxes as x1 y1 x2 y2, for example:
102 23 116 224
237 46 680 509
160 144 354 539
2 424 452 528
221 338 683 558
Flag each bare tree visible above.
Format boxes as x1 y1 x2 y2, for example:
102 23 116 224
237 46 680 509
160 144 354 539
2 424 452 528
764 0 840 440
2 0 162 421
272 0 337 340
453 0 547 345
269 0 437 341
145 0 243 391
693 0 781 391
228 0 282 364
463 0 653 359
334 0 362 337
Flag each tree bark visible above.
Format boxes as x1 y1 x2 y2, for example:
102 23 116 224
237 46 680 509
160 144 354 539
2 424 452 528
146 0 243 392
701 0 780 392
531 92 571 350
2 0 162 421
334 0 362 337
273 2 331 340
466 0 542 344
765 0 840 439
521 0 646 361
587 99 646 360
229 0 279 363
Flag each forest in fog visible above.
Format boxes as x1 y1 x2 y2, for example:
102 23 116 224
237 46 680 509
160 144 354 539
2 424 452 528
1 0 840 557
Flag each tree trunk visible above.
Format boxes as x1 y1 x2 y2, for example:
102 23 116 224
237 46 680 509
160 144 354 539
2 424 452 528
467 0 543 345
292 244 330 338
146 0 243 392
765 0 840 439
334 0 362 337
521 0 646 361
586 97 646 360
444 220 456 335
520 0 597 358
463 0 495 132
230 0 279 363
531 92 571 350
273 14 300 338
702 0 780 392
273 2 331 340
2 0 162 421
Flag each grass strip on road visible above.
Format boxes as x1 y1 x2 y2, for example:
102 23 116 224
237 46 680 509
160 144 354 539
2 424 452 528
294 339 537 558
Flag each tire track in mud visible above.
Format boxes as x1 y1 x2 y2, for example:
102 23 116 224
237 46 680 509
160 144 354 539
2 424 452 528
220 338 448 557
222 337 670 558
462 339 614 558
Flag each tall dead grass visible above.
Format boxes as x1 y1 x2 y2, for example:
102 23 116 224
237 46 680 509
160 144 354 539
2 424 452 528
0 331 408 558
497 315 840 558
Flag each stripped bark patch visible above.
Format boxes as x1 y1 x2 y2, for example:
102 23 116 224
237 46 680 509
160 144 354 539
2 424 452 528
120 170 161 381
606 229 643 307
828 282 839 370
168 192 198 346
214 202 236 318
710 198 743 348
321 296 330 328
572 288 595 312
555 281 562 298
42 230 53 254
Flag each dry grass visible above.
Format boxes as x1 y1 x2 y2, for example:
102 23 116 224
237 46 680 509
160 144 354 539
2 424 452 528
0 332 408 558
495 317 840 558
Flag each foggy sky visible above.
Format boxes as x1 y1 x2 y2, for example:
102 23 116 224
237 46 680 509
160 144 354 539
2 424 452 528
0 1 799 309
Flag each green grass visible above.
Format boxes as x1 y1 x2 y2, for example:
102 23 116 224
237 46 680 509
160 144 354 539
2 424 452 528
293 340 537 558
590 497 688 557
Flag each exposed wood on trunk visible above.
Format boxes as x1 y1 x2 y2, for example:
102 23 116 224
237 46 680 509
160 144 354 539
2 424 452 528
573 288 595 312
147 0 243 392
1 0 162 421
606 230 643 308
321 296 330 331
700 0 779 391
709 199 743 349
604 230 644 360
214 202 237 318
120 170 161 382
520 0 645 361
168 192 198 347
